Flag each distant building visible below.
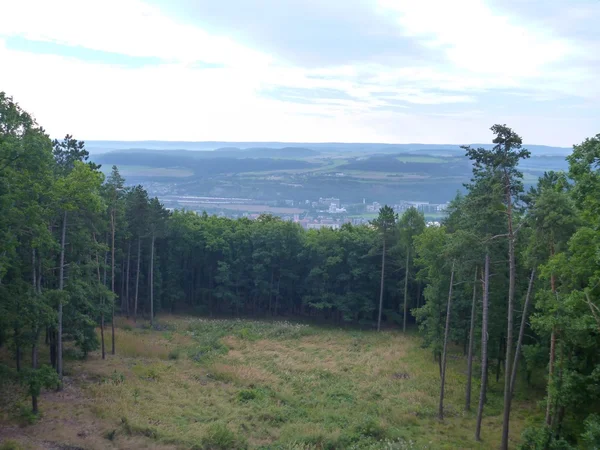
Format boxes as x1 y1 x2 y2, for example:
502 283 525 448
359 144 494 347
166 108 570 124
318 197 340 208
328 203 347 214
366 201 381 212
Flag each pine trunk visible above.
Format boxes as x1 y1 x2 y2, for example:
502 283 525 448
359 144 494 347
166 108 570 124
403 247 410 333
510 269 535 395
465 267 478 411
545 328 557 426
150 233 155 326
545 255 557 427
95 249 105 360
501 179 517 450
377 239 386 332
134 237 141 323
475 254 490 441
111 209 116 355
126 242 131 318
439 261 455 420
57 210 67 386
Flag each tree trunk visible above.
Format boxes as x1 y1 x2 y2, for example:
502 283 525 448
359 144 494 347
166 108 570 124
465 267 478 411
57 210 67 386
475 254 490 441
496 336 503 382
32 249 40 369
501 180 517 450
403 247 410 333
546 253 557 427
15 335 21 372
32 393 39 415
269 269 274 317
545 327 557 426
275 274 281 317
377 239 386 332
120 255 126 310
439 261 455 420
134 237 141 323
95 249 105 360
49 330 56 368
150 233 155 326
111 209 116 355
510 269 535 395
126 242 131 318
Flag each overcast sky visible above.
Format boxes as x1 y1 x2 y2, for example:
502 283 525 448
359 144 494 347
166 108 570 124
1 0 598 146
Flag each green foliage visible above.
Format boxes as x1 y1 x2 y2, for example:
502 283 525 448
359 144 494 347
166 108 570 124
0 440 25 450
20 365 59 399
200 423 247 450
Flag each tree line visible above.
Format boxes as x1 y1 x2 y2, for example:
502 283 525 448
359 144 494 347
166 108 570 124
1 91 599 448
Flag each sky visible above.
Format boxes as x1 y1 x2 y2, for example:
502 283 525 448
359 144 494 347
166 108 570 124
1 0 598 146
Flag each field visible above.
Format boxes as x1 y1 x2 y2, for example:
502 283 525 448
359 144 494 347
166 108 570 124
187 204 306 214
0 317 538 449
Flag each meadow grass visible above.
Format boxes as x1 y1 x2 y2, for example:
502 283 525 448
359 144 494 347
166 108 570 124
0 316 538 449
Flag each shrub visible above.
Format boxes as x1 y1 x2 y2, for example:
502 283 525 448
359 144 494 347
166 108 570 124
237 389 263 402
0 440 25 450
200 423 247 449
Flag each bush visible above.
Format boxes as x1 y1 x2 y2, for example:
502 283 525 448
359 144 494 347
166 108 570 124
168 348 181 360
237 389 263 402
519 426 575 450
0 440 25 450
200 423 247 449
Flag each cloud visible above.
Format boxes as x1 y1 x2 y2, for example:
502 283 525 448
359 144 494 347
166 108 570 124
0 0 598 146
378 0 571 77
2 0 272 68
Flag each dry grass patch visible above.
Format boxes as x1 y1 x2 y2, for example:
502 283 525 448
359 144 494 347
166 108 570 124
1 316 538 449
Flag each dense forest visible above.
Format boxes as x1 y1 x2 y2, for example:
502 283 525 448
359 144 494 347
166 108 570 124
1 91 600 449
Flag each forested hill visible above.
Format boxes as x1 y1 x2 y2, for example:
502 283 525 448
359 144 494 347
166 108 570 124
85 140 571 156
1 91 600 448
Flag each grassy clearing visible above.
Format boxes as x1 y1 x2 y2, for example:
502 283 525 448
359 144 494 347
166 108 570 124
0 316 537 449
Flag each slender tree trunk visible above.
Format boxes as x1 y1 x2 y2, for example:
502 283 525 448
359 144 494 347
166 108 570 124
501 181 517 450
546 251 557 427
466 267 478 412
377 239 386 332
31 248 40 379
510 269 535 395
496 336 503 382
134 237 141 323
150 233 155 326
32 391 39 415
120 255 126 311
126 242 131 318
103 234 108 287
15 334 21 372
49 330 56 368
269 269 274 317
95 251 105 360
545 328 557 426
57 210 67 386
475 254 490 441
439 261 455 420
275 274 281 316
403 247 410 333
111 209 116 355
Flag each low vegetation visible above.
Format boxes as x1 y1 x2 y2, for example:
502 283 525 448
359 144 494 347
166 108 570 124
1 317 535 449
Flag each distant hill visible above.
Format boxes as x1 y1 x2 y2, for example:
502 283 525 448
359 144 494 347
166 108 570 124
94 151 315 176
85 140 572 157
213 147 319 158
